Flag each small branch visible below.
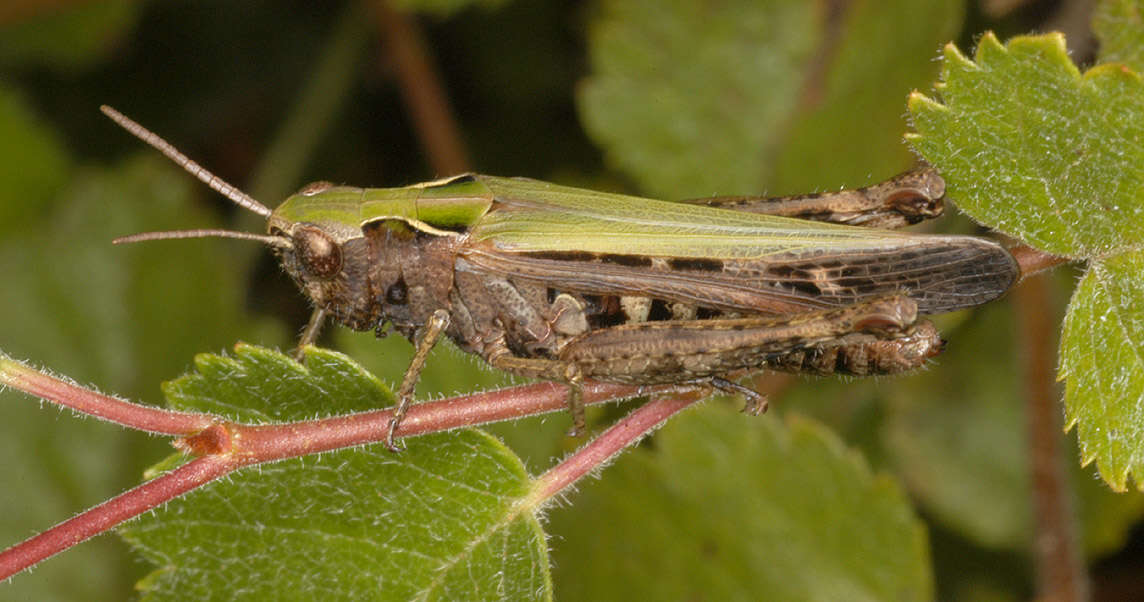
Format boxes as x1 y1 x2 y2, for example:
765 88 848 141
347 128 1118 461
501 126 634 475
1 353 692 579
1011 243 1070 279
527 373 794 504
1 353 658 452
531 391 705 501
214 381 671 464
1016 274 1088 601
0 356 213 435
373 0 471 174
0 455 233 580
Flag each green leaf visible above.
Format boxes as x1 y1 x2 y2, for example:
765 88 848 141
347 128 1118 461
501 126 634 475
123 346 551 601
907 32 1144 490
1094 0 1144 71
578 0 962 199
1060 251 1144 490
907 32 1144 259
164 344 396 422
548 406 931 601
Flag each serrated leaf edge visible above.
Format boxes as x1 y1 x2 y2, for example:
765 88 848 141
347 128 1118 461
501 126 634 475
1059 260 1144 491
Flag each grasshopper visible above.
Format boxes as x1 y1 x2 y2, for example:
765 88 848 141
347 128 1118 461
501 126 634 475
103 106 1018 449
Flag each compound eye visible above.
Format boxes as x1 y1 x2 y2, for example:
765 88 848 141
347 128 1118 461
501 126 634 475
294 225 342 280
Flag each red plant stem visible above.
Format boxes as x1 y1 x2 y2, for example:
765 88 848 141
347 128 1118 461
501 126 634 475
1016 274 1088 600
1 361 687 579
0 382 698 580
532 392 704 501
1 356 666 461
220 381 669 462
0 357 213 435
1012 243 1070 279
0 455 233 580
373 0 471 175
1 351 659 455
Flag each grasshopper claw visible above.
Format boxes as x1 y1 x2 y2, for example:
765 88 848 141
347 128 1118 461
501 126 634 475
384 417 406 453
709 377 769 415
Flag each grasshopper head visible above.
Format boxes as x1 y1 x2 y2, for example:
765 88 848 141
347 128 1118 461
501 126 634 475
268 181 361 280
266 183 384 329
103 106 381 329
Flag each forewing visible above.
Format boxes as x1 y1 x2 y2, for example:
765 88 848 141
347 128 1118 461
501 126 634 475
462 176 1017 315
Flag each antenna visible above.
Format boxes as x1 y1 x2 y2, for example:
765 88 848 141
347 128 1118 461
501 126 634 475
114 229 291 249
100 105 272 217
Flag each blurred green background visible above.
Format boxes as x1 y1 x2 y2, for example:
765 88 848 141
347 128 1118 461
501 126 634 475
2 0 1143 599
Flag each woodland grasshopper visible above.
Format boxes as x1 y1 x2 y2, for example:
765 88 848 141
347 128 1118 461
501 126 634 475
103 106 1018 449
